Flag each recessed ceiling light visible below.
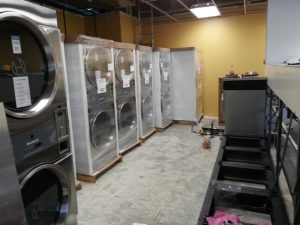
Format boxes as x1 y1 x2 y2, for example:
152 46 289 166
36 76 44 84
190 2 221 19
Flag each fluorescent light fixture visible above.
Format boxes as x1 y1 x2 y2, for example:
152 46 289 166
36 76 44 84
190 2 221 19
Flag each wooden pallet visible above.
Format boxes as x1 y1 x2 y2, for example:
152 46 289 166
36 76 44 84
155 121 173 132
77 155 123 183
120 140 142 156
76 181 82 191
140 129 157 143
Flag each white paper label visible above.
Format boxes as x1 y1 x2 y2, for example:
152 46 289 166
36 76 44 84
123 75 130 88
130 65 135 72
149 63 152 69
107 72 111 77
163 71 168 81
160 62 163 68
107 63 113 71
95 71 106 94
144 73 150 84
13 76 31 108
11 35 22 54
97 78 107 94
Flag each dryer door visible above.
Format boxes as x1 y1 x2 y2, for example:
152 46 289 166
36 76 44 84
20 164 70 225
141 96 153 123
159 52 170 82
115 49 135 86
90 110 116 152
118 102 136 137
139 52 152 85
85 46 113 92
0 15 58 118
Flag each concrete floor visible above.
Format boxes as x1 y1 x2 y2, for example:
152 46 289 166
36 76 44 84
77 124 221 225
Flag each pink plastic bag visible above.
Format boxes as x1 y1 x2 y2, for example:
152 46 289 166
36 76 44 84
206 211 242 225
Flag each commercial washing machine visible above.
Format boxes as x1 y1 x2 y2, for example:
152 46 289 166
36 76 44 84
113 42 139 154
153 48 172 128
65 35 118 175
136 45 155 139
0 1 77 224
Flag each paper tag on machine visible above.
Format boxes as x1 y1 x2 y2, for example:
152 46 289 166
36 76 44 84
13 76 32 108
163 71 168 81
95 71 107 94
144 73 150 84
107 63 113 71
123 75 130 88
11 35 22 54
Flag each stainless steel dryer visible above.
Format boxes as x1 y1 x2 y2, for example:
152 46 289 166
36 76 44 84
113 42 139 154
65 35 118 176
0 1 77 224
136 45 155 139
153 48 172 128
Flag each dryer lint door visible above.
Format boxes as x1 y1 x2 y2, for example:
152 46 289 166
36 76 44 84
161 92 171 119
118 102 136 140
0 18 57 118
141 96 153 125
20 164 71 225
115 49 135 88
90 110 116 157
85 46 113 94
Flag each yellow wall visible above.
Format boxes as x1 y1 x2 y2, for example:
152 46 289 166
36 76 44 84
120 12 139 44
95 12 122 42
56 11 138 44
154 13 267 117
64 11 86 42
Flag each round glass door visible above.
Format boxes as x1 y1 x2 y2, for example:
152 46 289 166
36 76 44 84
0 17 57 118
139 52 152 82
115 49 134 83
141 96 153 121
119 102 136 132
20 164 70 225
90 111 115 150
159 52 170 81
85 47 113 87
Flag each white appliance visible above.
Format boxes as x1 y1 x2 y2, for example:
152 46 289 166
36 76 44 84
64 35 118 176
153 47 172 128
136 45 155 138
171 47 204 122
113 42 139 154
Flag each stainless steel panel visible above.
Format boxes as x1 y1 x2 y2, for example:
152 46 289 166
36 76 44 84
266 64 300 119
0 103 27 225
224 90 266 137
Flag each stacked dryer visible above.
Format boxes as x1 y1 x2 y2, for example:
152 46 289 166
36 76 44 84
0 1 77 224
113 42 139 154
64 35 118 176
136 45 155 138
153 48 172 128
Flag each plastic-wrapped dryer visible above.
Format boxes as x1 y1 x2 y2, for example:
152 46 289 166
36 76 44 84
153 47 172 128
136 45 155 139
113 42 139 154
64 35 118 176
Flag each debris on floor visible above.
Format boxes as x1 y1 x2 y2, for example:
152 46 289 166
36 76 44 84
202 138 211 149
206 211 269 225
